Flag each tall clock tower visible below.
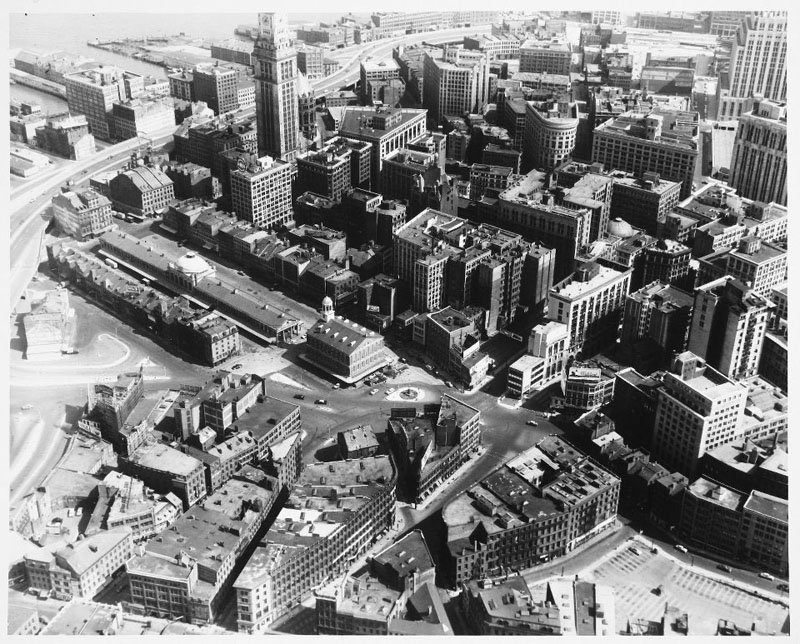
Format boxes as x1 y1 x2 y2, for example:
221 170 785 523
253 12 300 161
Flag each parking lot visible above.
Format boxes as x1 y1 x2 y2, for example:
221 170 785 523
583 545 790 635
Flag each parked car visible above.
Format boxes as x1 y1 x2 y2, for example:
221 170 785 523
315 399 327 405
675 545 688 553
369 388 379 395
527 419 538 426
400 358 408 364
231 363 243 369
777 583 789 592
759 572 776 581
293 394 305 400
717 564 732 573
425 364 434 372
386 388 395 394
445 381 453 388
630 547 641 556
332 383 340 389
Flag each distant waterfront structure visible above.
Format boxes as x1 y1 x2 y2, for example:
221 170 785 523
253 12 300 161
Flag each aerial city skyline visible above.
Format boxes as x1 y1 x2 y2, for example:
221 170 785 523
8 9 789 637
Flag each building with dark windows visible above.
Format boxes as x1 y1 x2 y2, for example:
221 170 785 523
230 154 293 229
51 188 113 241
35 114 96 160
192 63 239 116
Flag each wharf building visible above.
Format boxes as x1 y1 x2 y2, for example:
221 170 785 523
35 114 96 160
443 435 619 585
210 39 254 66
387 395 481 503
717 11 787 120
24 529 134 602
232 455 397 631
506 321 568 398
192 62 240 116
336 106 427 191
521 96 579 173
591 109 699 199
688 276 774 382
229 154 293 229
422 46 490 125
126 474 281 624
548 261 631 358
728 99 787 207
64 66 144 141
51 187 114 241
47 244 241 368
303 297 387 384
494 170 592 281
253 12 300 161
650 352 748 478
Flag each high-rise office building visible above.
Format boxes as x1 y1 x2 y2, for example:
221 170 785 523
522 97 578 172
230 154 293 229
728 99 787 206
688 276 774 381
650 352 748 477
253 12 299 161
592 109 699 199
193 63 239 116
64 66 144 141
422 47 490 125
548 261 631 357
718 11 787 121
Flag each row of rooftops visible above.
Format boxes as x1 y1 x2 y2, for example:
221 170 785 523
443 435 619 533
